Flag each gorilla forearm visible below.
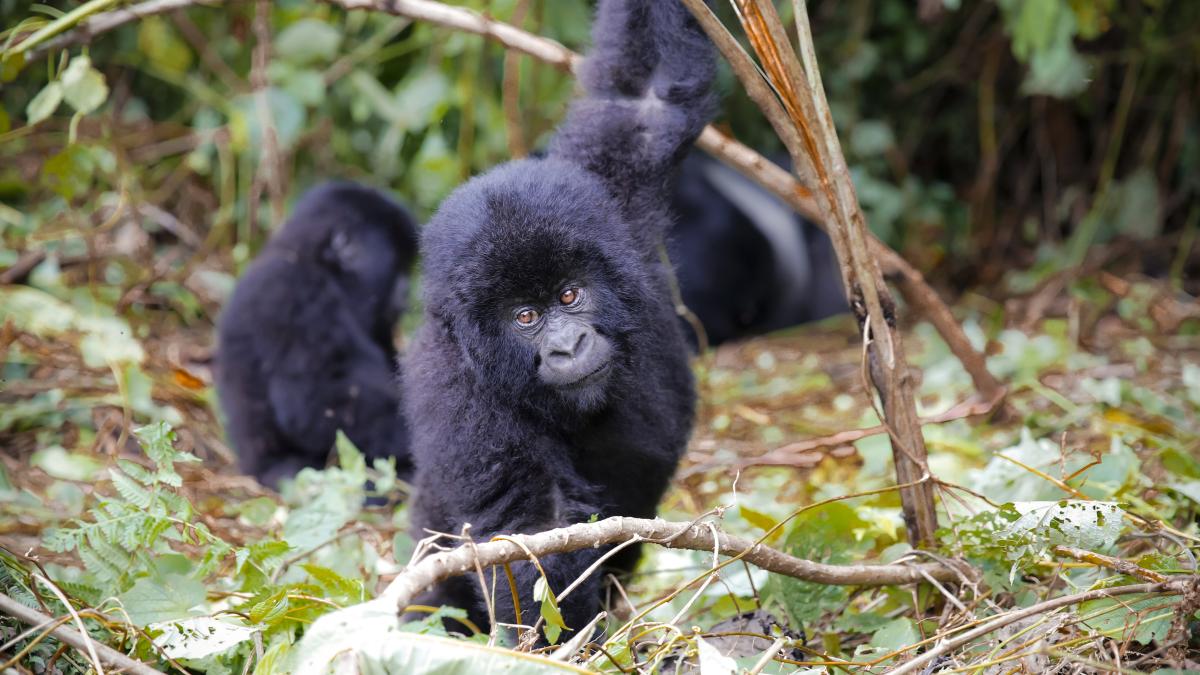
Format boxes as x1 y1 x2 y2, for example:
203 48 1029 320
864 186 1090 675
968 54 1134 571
549 0 715 244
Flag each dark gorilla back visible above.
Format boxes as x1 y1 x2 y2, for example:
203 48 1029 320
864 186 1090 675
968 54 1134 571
669 151 846 347
215 182 418 488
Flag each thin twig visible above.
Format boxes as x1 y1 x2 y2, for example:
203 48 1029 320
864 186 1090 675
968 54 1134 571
0 593 163 675
884 579 1190 675
1052 546 1168 584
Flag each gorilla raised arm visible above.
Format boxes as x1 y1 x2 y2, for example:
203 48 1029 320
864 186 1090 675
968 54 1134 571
216 182 418 488
405 0 714 642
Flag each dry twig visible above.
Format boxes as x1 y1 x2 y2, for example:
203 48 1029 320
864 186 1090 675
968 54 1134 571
0 592 163 675
382 516 958 614
884 579 1191 675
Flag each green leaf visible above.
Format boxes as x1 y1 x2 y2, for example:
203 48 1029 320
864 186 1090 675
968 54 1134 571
766 503 868 624
275 18 342 64
119 574 206 626
253 640 292 675
26 80 62 124
859 617 919 664
302 564 365 604
738 505 781 542
696 636 738 675
60 56 108 114
137 16 193 74
284 490 352 551
849 120 895 157
150 617 256 660
293 600 588 673
110 468 154 509
335 430 367 481
30 446 102 481
533 576 566 645
229 88 307 152
1 52 26 82
1080 594 1176 645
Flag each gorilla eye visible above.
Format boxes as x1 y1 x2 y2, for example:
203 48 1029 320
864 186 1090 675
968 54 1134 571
515 308 541 326
559 287 580 306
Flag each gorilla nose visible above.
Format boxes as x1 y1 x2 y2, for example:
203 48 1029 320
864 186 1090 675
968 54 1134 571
547 329 589 361
538 323 611 388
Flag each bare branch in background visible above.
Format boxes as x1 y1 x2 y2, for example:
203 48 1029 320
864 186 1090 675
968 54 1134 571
501 0 532 158
248 0 285 234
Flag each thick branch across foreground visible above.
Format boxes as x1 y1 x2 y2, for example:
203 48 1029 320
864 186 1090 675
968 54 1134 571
0 593 164 675
382 516 959 611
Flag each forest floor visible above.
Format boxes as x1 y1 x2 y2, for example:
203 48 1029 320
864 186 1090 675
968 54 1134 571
2 258 1199 672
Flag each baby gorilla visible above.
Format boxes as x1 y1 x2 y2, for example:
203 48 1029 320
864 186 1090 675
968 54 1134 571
405 0 713 642
216 182 417 488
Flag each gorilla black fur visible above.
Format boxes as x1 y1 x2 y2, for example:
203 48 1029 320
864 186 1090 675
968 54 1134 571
405 0 713 641
669 151 846 346
216 182 418 488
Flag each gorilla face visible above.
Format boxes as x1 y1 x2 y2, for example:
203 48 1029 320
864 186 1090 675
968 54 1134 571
420 159 651 411
510 283 614 393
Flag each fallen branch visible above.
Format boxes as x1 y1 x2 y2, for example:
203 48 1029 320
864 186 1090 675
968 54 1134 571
8 0 1002 406
382 516 960 613
0 592 164 675
884 579 1191 675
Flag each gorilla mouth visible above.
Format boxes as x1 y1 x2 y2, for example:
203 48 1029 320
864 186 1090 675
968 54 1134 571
557 361 611 389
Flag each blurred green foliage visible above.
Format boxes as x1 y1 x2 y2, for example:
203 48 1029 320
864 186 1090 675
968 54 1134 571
1 0 1197 287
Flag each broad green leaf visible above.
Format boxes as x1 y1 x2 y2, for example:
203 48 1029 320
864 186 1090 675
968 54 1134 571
26 80 62 124
0 286 143 363
229 88 306 152
1080 594 1176 645
335 430 367 482
60 56 108 114
30 446 102 481
766 503 867 624
292 599 592 675
138 16 193 73
410 130 458 210
858 617 919 663
1 52 26 82
1003 501 1123 553
275 18 342 64
284 489 352 551
253 640 292 675
533 576 566 645
696 636 738 675
849 120 895 157
150 617 257 659
738 505 782 543
119 574 206 626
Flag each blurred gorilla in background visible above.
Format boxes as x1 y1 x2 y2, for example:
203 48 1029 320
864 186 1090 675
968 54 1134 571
669 151 846 347
405 0 713 642
215 182 418 488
